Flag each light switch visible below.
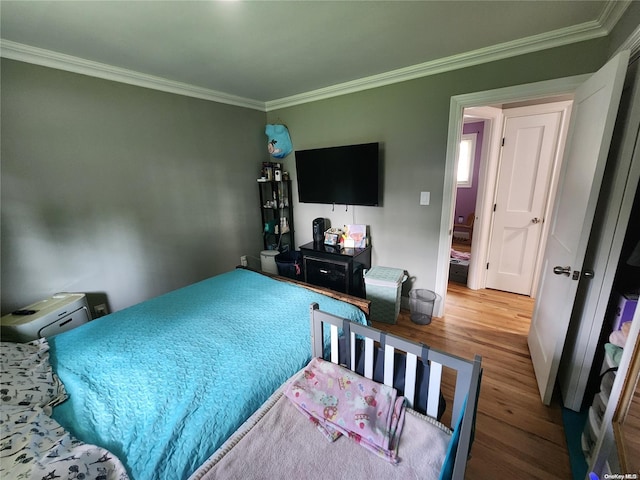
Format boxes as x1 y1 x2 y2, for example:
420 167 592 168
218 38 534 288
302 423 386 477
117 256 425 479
420 191 430 205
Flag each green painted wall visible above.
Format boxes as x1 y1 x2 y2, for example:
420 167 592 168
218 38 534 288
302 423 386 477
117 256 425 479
268 39 610 301
1 59 267 313
2 29 630 315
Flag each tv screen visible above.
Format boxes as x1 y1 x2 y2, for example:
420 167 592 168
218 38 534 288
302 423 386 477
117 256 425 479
295 142 380 206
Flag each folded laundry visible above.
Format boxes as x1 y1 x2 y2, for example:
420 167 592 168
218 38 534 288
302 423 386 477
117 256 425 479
604 343 623 367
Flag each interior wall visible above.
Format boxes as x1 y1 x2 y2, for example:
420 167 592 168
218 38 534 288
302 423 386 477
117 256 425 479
268 39 609 300
1 59 267 314
607 0 640 57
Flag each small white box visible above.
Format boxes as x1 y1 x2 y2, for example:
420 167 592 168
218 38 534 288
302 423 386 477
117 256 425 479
1 293 90 342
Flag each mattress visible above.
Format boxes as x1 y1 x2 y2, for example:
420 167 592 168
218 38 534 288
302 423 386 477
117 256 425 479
48 269 368 480
191 369 452 480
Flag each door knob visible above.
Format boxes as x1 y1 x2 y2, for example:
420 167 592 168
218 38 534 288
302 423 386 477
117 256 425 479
553 266 572 276
532 217 541 224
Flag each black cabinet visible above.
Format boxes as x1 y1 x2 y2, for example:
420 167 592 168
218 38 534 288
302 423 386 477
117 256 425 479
299 242 371 298
259 180 294 251
304 256 351 293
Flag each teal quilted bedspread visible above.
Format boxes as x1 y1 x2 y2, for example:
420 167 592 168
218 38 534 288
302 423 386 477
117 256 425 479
49 269 367 480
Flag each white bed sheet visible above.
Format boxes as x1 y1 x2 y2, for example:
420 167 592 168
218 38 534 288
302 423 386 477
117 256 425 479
190 372 452 480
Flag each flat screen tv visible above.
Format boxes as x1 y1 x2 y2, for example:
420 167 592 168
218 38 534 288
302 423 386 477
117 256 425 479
295 142 380 206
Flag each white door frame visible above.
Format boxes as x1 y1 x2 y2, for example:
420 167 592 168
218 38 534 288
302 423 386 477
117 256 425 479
484 101 573 296
459 107 503 291
435 74 590 317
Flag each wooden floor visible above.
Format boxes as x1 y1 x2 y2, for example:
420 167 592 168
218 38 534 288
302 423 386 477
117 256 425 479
451 238 472 254
370 282 572 479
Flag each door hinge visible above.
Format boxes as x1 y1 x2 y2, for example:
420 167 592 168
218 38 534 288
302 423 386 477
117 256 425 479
493 204 497 212
501 137 505 147
486 262 490 270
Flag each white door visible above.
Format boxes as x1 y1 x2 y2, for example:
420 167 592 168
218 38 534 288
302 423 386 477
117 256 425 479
486 108 565 295
528 51 629 405
559 60 640 411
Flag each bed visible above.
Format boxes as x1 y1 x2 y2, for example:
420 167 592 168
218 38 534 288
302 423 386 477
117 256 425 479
1 268 369 480
1 268 482 480
190 303 483 480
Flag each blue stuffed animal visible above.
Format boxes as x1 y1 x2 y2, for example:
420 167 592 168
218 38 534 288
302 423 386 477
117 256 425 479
265 124 292 159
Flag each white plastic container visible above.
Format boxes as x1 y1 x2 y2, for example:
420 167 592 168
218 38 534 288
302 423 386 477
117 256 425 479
600 369 616 402
260 250 279 275
582 401 602 463
592 391 607 427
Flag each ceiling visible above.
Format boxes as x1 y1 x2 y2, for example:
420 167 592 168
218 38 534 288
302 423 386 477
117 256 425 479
0 1 630 110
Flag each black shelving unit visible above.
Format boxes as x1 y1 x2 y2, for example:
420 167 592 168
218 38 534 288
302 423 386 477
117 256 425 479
258 180 294 251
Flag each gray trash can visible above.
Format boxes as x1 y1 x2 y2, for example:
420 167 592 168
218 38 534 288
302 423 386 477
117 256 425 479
409 289 437 325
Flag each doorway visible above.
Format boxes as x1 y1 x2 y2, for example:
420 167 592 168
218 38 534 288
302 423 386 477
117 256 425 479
449 116 488 287
435 74 591 317
447 100 573 297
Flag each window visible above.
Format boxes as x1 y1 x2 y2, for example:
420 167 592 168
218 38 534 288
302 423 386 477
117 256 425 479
457 133 476 188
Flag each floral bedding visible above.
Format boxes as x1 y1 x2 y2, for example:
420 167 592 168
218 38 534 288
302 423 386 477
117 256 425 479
1 339 129 480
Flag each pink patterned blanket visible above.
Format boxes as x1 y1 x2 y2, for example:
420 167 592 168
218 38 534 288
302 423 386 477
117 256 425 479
450 248 471 261
284 357 406 463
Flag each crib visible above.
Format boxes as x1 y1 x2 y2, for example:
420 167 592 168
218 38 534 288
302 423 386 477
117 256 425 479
190 303 483 480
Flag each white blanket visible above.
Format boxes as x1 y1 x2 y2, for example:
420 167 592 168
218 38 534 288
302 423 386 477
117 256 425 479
190 388 451 480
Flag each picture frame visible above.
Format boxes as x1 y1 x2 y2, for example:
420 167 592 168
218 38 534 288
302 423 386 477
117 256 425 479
324 232 339 246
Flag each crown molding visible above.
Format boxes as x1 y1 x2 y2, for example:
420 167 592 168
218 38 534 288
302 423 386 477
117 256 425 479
265 16 618 111
614 22 640 58
0 40 266 112
599 0 633 32
0 0 631 112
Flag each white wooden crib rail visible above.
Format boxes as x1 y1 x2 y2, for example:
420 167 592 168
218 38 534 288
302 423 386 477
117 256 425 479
309 302 482 480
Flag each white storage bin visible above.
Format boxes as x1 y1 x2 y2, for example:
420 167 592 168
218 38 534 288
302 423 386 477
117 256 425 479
581 429 595 463
582 403 600 462
592 391 607 428
600 369 616 402
260 250 279 275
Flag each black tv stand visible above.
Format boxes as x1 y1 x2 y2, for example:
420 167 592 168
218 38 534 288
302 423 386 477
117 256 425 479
299 242 372 298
